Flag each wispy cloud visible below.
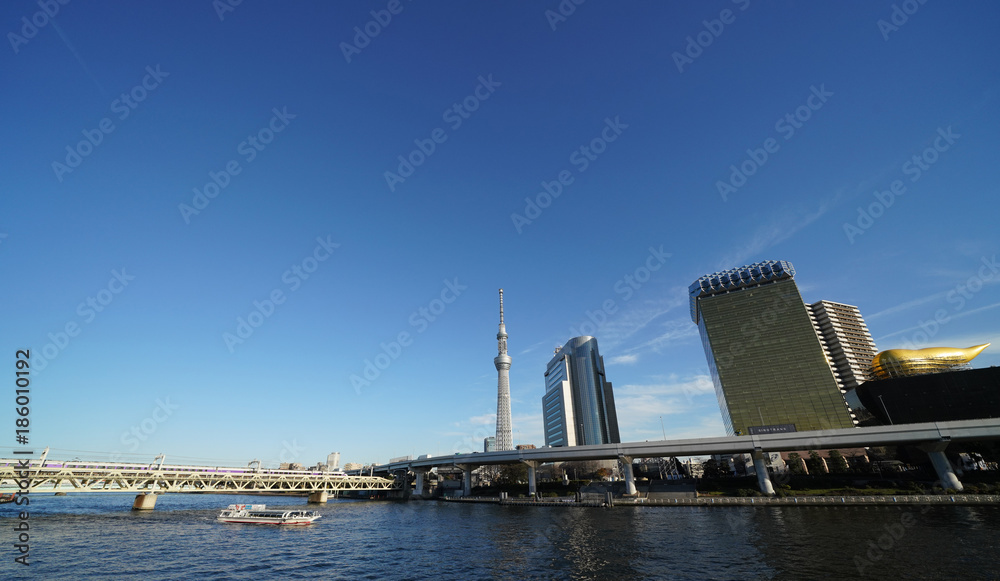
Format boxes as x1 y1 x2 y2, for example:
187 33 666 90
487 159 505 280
716 202 829 270
876 301 1000 343
609 354 639 365
867 291 948 320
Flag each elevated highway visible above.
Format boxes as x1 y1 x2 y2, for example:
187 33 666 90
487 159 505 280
375 418 1000 497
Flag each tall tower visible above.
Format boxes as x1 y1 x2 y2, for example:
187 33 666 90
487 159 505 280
494 289 513 451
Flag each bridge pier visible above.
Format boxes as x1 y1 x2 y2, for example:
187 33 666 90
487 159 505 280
619 455 637 496
132 493 157 510
308 490 328 504
752 449 775 496
456 464 472 497
414 469 427 497
919 441 963 491
522 461 539 498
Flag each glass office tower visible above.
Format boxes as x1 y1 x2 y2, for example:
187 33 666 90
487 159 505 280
689 261 856 436
542 336 621 446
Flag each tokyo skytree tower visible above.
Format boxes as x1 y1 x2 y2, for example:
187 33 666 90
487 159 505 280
494 289 513 451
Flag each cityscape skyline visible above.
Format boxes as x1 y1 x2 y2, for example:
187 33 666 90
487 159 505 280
2 2 999 468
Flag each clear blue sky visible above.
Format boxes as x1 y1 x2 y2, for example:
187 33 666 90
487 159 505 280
2 1 998 468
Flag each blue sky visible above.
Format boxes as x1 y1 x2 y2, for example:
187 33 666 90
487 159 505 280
2 1 998 468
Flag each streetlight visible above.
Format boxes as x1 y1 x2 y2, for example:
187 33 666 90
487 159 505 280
659 416 667 441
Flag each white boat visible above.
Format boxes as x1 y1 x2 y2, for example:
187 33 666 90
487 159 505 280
216 504 321 525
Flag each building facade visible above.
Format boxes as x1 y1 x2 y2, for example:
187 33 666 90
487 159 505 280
483 436 495 453
542 336 621 446
807 300 878 392
689 260 857 436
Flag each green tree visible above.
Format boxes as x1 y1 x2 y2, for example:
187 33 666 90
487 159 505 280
702 458 726 479
786 453 807 475
807 450 827 474
496 464 527 486
827 450 850 473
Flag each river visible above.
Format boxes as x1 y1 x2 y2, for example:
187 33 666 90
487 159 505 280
4 493 999 579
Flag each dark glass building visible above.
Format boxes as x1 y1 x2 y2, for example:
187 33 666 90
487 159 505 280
847 366 1000 426
542 336 621 446
690 261 856 436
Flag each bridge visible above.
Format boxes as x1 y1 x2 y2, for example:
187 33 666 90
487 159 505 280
0 451 397 510
372 418 1000 497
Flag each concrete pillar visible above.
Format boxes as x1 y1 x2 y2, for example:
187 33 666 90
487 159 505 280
751 449 775 496
523 461 539 498
308 490 328 504
619 455 637 496
462 466 472 497
414 469 426 497
919 441 963 491
132 493 157 510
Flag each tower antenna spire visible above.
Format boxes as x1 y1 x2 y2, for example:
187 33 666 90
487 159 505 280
494 288 513 451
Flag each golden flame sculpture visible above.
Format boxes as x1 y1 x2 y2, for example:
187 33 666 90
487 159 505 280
870 343 991 380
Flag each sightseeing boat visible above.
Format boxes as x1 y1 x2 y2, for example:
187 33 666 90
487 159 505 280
216 504 321 525
0 493 16 504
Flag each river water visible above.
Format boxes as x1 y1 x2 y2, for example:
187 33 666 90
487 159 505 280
4 493 999 579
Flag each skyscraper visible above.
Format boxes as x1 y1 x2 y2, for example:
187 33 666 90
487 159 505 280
542 336 621 447
689 260 856 436
494 289 513 451
807 300 878 392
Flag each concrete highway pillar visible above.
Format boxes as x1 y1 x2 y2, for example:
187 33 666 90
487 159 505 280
462 466 472 497
751 449 775 496
522 461 539 498
132 493 157 510
919 441 963 491
308 490 328 504
414 469 427 497
619 455 637 496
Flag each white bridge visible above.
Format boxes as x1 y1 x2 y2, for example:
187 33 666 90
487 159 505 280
374 418 1000 497
0 453 397 510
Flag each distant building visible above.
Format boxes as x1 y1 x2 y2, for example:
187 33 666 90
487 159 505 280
279 462 304 471
484 436 495 453
542 336 621 446
689 260 858 436
327 452 341 471
343 462 363 471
